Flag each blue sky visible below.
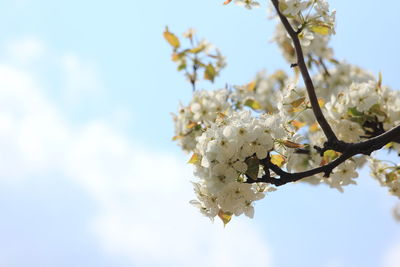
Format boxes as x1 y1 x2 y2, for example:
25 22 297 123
0 0 399 267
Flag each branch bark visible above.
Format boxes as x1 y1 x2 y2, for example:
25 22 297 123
270 0 338 144
256 124 400 186
245 0 400 187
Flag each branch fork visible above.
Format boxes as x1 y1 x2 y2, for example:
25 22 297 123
248 0 400 187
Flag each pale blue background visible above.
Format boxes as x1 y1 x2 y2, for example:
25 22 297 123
0 1 399 267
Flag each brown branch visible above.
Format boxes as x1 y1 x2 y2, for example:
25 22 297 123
270 0 338 144
254 124 400 186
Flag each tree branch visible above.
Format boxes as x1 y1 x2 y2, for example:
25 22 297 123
270 0 338 144
255 124 400 186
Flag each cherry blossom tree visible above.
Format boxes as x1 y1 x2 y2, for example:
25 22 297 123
165 0 400 225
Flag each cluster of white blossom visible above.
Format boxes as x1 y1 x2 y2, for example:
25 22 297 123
172 89 231 152
273 23 333 63
230 70 288 113
189 110 302 220
279 0 336 45
369 158 400 198
169 0 400 223
322 80 400 147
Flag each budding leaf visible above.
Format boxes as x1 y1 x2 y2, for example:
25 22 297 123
244 99 261 110
188 153 200 164
163 27 180 49
218 210 233 227
245 157 260 180
270 155 286 167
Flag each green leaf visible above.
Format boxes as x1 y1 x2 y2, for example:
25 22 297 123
163 27 180 49
177 62 187 71
245 157 260 180
204 63 216 82
347 107 364 117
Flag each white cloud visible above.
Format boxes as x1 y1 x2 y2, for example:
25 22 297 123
0 40 272 266
61 53 103 102
5 37 45 64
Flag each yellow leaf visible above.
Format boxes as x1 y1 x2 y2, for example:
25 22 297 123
247 81 256 92
318 98 325 107
189 44 206 54
163 27 180 48
290 97 305 108
218 210 233 227
310 25 330 35
187 122 198 129
282 140 305 149
385 142 393 149
171 52 185 62
172 135 183 141
291 120 306 130
244 99 261 110
270 155 286 167
188 153 200 164
310 123 319 132
321 150 340 166
204 63 216 82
